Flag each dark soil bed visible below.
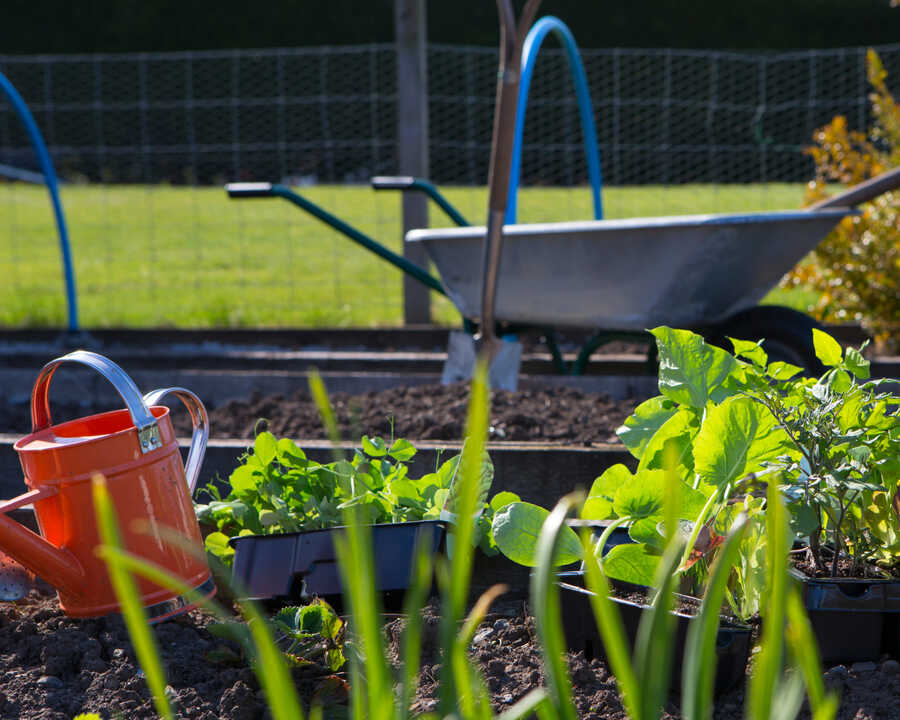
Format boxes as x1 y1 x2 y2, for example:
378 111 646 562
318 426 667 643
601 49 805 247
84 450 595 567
190 383 645 445
3 586 899 720
0 383 645 446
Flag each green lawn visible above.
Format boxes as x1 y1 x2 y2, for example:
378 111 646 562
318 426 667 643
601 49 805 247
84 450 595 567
0 182 818 328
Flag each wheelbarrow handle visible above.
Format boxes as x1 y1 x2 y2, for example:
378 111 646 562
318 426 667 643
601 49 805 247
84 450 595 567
371 175 470 227
808 166 900 210
223 182 449 298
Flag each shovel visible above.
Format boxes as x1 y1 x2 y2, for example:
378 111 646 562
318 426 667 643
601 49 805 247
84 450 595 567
442 0 542 392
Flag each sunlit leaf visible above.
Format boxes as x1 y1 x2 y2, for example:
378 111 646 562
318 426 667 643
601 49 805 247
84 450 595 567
812 329 843 367
492 502 582 567
650 327 737 409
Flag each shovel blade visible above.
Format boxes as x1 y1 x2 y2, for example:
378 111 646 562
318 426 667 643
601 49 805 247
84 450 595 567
441 329 522 391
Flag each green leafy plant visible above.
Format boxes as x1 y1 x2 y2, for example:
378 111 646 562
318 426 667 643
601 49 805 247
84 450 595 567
209 598 347 674
621 326 900 582
494 325 899 617
197 432 511 566
736 329 900 576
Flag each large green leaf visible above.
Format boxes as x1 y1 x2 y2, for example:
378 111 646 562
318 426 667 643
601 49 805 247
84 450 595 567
602 543 660 587
613 469 667 520
582 464 633 520
492 502 582 567
616 396 678 459
650 327 738 409
636 407 700 475
693 396 796 489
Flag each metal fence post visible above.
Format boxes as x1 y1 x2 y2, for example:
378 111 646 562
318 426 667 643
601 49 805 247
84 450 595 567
395 0 431 324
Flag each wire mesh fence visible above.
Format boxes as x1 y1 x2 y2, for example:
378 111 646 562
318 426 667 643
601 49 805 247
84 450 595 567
1 42 898 328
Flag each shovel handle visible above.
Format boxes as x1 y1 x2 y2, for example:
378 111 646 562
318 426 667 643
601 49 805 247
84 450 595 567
480 0 541 351
30 350 163 455
143 387 209 496
808 166 900 210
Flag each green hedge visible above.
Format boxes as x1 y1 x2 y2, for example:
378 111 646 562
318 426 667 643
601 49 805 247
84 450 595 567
2 0 899 54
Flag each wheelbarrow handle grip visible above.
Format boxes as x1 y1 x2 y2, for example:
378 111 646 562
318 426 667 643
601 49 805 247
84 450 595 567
371 176 470 227
370 176 416 190
226 182 274 198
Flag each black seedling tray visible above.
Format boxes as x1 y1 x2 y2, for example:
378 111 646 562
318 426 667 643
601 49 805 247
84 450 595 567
558 571 750 695
229 519 445 610
791 568 892 663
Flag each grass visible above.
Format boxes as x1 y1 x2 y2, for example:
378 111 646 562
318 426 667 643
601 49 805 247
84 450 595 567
0 182 817 328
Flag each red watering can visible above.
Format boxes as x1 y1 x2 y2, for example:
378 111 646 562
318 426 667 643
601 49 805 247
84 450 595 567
0 350 214 620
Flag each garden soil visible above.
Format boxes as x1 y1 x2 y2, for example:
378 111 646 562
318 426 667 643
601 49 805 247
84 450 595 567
0 383 645 446
180 383 646 446
3 585 900 720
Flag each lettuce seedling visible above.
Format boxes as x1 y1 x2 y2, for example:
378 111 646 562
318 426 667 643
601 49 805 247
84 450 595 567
196 433 511 566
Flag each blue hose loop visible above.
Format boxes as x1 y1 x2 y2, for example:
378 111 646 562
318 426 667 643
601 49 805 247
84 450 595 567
506 16 604 224
0 71 79 331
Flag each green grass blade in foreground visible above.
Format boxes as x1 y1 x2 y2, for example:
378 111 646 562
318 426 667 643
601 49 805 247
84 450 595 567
532 495 579 720
746 481 789 720
93 545 305 720
681 513 748 720
785 589 839 720
633 540 683 720
398 535 434 720
580 530 641 720
334 510 392 720
91 475 174 720
308 369 345 462
438 360 489 715
768 672 806 720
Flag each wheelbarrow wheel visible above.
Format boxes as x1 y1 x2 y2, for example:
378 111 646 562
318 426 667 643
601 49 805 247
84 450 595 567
706 305 826 375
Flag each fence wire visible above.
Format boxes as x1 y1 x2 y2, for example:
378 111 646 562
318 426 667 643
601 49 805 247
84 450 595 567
0 43 897 327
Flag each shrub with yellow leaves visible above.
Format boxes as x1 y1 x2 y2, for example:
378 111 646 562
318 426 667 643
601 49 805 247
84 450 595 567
781 49 899 352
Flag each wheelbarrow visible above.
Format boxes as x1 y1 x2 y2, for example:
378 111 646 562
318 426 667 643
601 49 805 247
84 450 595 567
224 166 900 376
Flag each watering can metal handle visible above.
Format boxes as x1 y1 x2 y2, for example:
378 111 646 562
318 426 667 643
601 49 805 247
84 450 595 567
30 350 163 454
142 387 209 496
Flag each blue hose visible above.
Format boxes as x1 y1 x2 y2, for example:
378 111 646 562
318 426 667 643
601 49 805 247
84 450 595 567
0 71 79 331
506 16 604 224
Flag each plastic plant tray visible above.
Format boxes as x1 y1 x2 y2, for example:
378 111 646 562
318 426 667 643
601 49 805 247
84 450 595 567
229 519 445 607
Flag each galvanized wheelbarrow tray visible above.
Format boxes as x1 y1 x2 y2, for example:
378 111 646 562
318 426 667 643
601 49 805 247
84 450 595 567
406 208 851 331
226 166 899 375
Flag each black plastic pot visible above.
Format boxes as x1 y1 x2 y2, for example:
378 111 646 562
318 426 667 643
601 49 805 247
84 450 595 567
791 568 899 663
229 519 446 611
881 583 900 659
558 571 750 695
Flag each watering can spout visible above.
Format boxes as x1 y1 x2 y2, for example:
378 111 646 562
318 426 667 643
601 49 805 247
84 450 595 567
0 491 85 599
